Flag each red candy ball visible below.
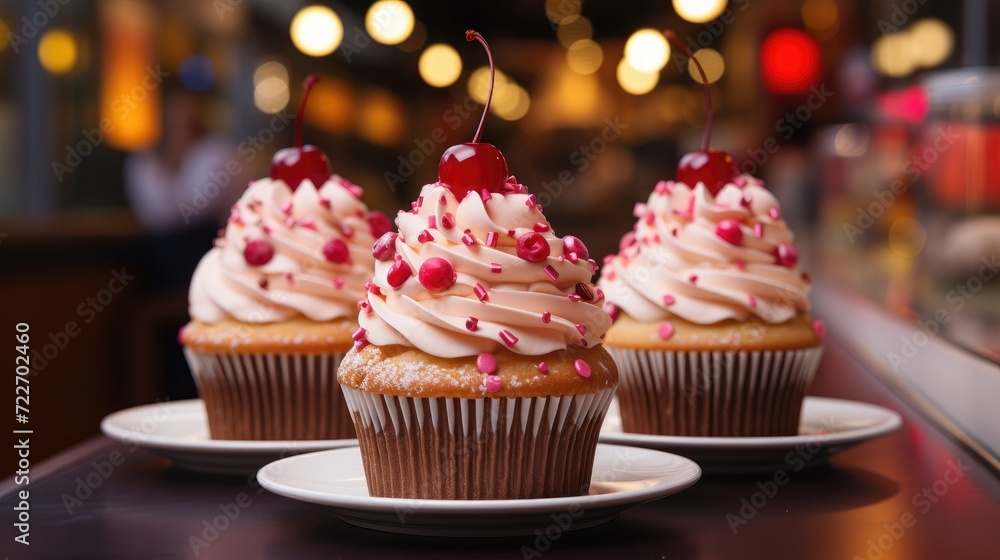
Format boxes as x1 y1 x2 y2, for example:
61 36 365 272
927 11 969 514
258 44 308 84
562 235 590 261
516 232 551 262
715 219 743 245
418 257 457 293
243 239 275 266
774 242 798 267
371 232 397 262
322 239 350 264
368 211 393 238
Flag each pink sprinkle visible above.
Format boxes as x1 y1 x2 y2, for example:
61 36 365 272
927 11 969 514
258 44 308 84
633 202 647 217
538 362 548 374
813 319 826 338
357 299 368 311
605 303 620 321
507 229 516 237
747 295 757 307
462 232 476 246
285 217 296 228
474 283 489 302
177 324 188 344
644 212 655 225
605 270 617 281
280 200 293 215
415 196 423 208
484 375 503 393
754 223 764 239
573 359 591 378
769 207 781 220
341 225 355 238
441 213 456 230
734 176 748 188
671 228 678 237
334 276 344 289
346 184 363 197
481 189 492 202
525 194 537 207
428 216 437 229
740 195 752 208
476 353 498 374
534 221 550 233
439 195 447 206
411 200 419 212
541 311 551 323
658 322 675 339
568 293 583 302
319 197 331 209
418 229 433 243
354 339 370 352
499 329 518 347
580 338 589 348
575 323 587 336
689 274 698 284
351 327 367 341
365 281 383 295
300 216 317 230
466 317 479 331
261 225 271 235
543 265 559 281
258 278 269 290
486 231 498 247
654 181 670 194
595 286 605 301
487 262 501 274
735 259 746 270
662 294 676 306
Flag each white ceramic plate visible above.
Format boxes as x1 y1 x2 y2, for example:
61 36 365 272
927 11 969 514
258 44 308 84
256 443 701 537
600 396 902 473
100 400 357 475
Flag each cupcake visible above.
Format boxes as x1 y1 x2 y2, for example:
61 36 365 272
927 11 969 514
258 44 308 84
597 32 823 437
180 76 387 440
337 31 617 500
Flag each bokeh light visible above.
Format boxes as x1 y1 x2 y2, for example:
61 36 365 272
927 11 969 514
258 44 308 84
687 48 725 84
761 28 821 93
672 0 727 23
888 217 927 257
566 39 604 75
38 30 77 74
365 1 414 46
557 15 593 48
254 61 289 86
290 5 343 57
802 0 839 32
419 44 462 88
617 58 659 95
833 123 870 158
254 76 290 114
910 19 953 67
625 29 670 73
871 33 917 77
545 0 581 24
494 86 531 121
0 18 9 53
179 55 215 91
468 65 511 105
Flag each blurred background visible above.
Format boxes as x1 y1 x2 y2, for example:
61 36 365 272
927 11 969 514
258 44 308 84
1 0 998 468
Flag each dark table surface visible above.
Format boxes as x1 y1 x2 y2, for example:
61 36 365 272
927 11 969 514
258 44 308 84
3 334 999 560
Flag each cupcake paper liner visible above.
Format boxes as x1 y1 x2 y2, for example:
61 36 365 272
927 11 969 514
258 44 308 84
183 348 355 440
340 386 616 500
607 346 823 437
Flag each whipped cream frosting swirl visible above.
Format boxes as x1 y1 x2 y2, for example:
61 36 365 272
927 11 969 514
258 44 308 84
360 182 611 358
599 176 810 324
190 176 376 323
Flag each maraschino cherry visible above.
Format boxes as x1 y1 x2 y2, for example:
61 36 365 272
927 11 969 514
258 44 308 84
270 74 331 191
437 31 509 198
663 30 736 196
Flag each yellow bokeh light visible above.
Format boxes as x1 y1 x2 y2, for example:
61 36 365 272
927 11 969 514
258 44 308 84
872 33 918 77
494 86 530 121
888 217 926 257
418 44 462 88
802 0 838 31
468 65 511 105
290 5 343 57
357 89 406 147
38 30 77 74
687 48 724 84
306 77 354 134
910 19 953 67
557 15 593 48
545 0 581 24
672 0 727 23
566 39 603 74
617 58 658 95
254 61 288 86
365 1 414 46
625 29 670 73
254 76 290 114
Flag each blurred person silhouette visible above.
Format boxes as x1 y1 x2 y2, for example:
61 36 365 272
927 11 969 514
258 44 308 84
124 79 244 399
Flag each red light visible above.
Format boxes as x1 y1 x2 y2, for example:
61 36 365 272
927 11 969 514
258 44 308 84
761 28 821 94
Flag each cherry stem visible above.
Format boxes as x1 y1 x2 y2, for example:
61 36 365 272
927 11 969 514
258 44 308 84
466 30 493 145
295 74 320 148
664 30 712 152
